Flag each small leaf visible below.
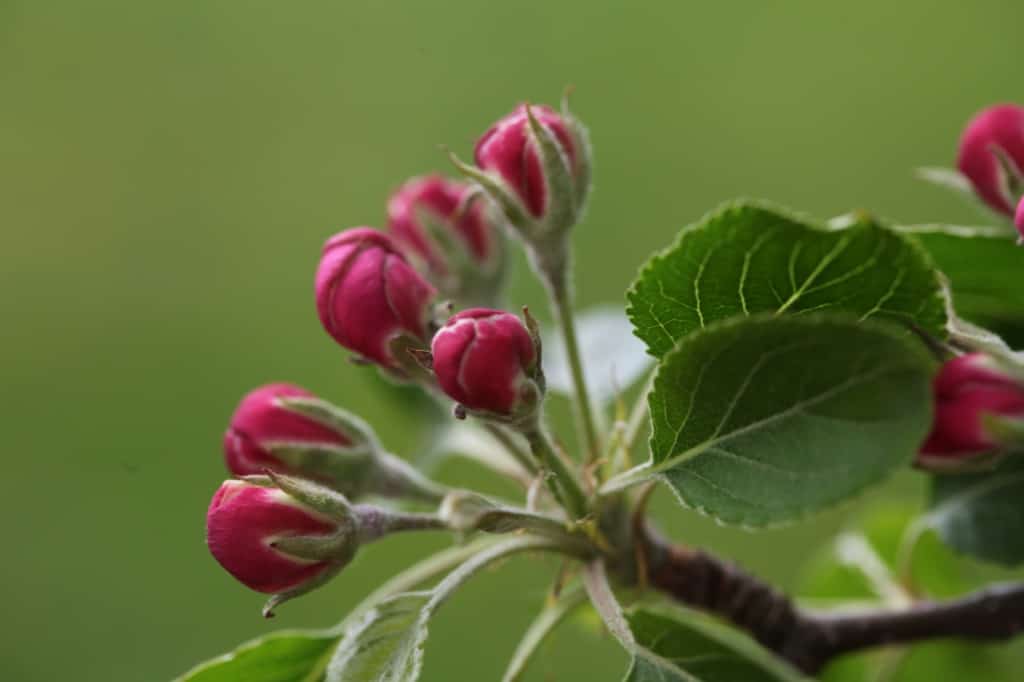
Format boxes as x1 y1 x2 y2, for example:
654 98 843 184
628 201 946 358
175 629 337 682
897 224 1024 332
501 586 588 682
626 607 805 682
927 456 1024 566
326 537 558 682
606 315 933 527
543 305 653 404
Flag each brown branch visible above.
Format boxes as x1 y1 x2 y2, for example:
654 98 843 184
639 527 1024 675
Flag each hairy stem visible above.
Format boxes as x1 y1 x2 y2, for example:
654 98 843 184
551 282 602 462
523 424 589 519
483 423 538 476
638 526 1024 674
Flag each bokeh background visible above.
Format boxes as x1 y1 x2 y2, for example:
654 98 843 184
3 1 1023 680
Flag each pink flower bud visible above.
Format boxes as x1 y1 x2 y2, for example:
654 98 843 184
918 354 1024 462
315 228 437 368
387 175 496 274
431 308 542 417
956 104 1024 215
224 383 350 478
206 479 351 595
475 104 580 219
1016 196 1024 239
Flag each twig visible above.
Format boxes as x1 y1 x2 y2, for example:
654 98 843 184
638 526 1024 674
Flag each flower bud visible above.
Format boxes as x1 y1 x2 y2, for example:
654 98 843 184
1016 196 1024 239
956 104 1024 215
207 474 447 615
461 102 591 241
315 228 437 372
206 478 358 615
224 383 448 503
918 353 1024 469
224 383 377 495
430 308 543 422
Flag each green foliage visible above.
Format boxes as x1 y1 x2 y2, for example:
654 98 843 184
327 591 432 682
627 202 946 358
175 630 336 682
799 503 1021 681
901 224 1024 332
609 315 934 526
929 456 1024 566
625 608 804 682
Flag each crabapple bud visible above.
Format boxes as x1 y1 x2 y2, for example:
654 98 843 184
468 102 591 240
387 176 504 305
918 353 1024 469
223 383 382 496
956 104 1024 215
224 383 448 503
205 479 358 613
315 228 437 371
430 308 543 422
1016 196 1024 239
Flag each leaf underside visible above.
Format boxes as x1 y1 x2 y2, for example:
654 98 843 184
175 630 337 682
625 608 802 681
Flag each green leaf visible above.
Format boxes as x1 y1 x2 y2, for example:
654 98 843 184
543 305 653 404
928 456 1024 566
501 586 588 682
175 629 337 682
325 537 557 682
626 608 805 682
799 503 967 610
627 201 946 358
178 540 499 682
605 315 933 527
581 561 801 682
897 224 1024 332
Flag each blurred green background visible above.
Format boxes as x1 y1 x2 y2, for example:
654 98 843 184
3 1 1022 680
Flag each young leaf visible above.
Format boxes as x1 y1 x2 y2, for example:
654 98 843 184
543 305 653 404
628 201 946 358
501 586 588 682
897 224 1024 331
627 607 805 682
604 315 933 527
175 630 337 682
177 540 499 682
581 562 802 681
927 456 1024 566
326 537 558 682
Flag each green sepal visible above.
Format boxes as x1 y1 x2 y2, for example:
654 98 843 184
266 470 357 523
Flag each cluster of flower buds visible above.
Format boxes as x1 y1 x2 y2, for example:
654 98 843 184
452 101 592 282
207 473 442 616
957 103 1024 225
207 98 592 613
224 383 444 502
917 353 1024 471
430 308 545 426
388 175 506 306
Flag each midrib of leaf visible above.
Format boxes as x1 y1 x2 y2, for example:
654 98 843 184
775 232 853 314
650 362 894 476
